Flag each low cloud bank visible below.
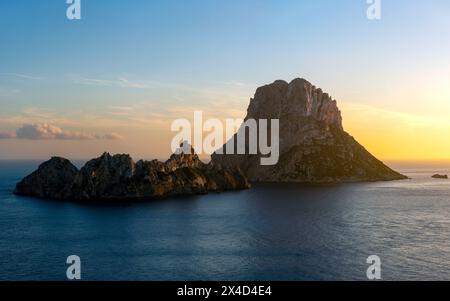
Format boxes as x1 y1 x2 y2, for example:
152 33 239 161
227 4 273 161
0 132 16 139
0 124 123 140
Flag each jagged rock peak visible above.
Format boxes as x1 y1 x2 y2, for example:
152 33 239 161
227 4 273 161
249 78 342 130
166 141 204 171
212 77 407 183
82 152 136 178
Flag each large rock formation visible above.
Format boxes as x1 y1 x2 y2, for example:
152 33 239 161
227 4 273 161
212 78 407 183
15 145 250 201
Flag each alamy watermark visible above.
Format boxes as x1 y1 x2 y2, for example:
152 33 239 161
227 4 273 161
367 0 382 20
171 111 280 166
66 255 81 280
66 0 81 20
366 255 382 280
63 254 381 280
65 1 380 22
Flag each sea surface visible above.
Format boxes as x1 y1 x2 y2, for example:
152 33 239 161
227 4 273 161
1 160 450 280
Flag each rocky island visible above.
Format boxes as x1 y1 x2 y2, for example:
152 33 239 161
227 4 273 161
212 78 407 183
432 174 448 179
15 144 250 201
16 78 407 202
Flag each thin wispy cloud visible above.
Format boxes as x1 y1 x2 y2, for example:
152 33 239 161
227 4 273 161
0 73 44 80
22 107 56 119
71 75 254 100
341 102 450 128
215 80 255 87
0 87 21 97
0 75 252 136
106 97 247 126
107 103 168 120
73 76 163 89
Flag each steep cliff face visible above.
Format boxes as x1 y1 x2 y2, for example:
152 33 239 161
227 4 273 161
247 79 342 130
15 146 250 201
212 78 407 183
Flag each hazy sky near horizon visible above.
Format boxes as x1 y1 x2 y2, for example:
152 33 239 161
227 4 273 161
0 0 449 161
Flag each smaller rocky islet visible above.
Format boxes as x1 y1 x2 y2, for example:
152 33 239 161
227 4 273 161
432 174 448 179
14 143 250 201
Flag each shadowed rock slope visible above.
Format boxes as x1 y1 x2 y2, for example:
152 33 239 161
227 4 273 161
212 78 407 183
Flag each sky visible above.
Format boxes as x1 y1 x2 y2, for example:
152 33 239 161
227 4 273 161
0 0 449 161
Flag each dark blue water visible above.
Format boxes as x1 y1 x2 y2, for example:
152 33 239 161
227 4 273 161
1 161 450 280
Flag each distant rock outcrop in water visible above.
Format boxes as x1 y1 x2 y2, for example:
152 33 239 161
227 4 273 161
432 174 448 179
212 78 407 183
15 145 250 201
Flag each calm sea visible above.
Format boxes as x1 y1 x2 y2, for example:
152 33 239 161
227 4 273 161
1 160 450 280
